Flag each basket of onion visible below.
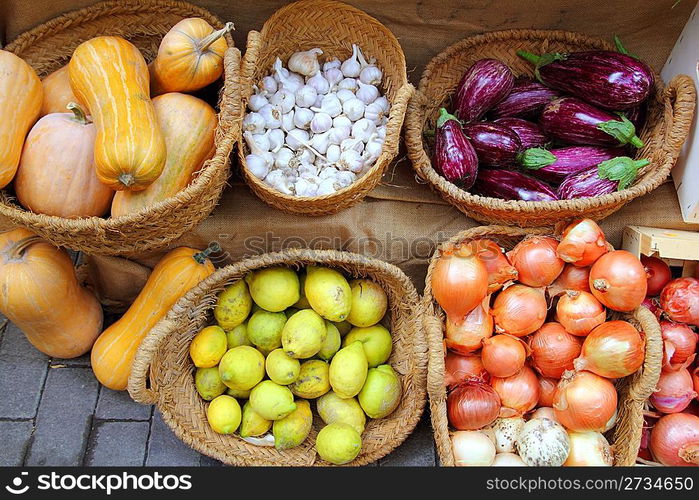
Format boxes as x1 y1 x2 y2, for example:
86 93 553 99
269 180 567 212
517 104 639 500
423 219 663 466
405 29 696 227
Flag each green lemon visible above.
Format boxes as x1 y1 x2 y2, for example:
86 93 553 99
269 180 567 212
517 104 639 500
316 423 362 465
247 310 287 351
317 321 341 361
249 380 297 420
265 349 301 385
245 267 300 312
189 325 228 368
226 323 252 348
347 279 388 327
289 360 330 399
206 395 242 434
358 365 402 419
317 391 366 434
272 400 313 450
214 280 253 330
218 346 265 391
343 325 392 368
305 266 352 322
239 401 272 438
195 367 227 401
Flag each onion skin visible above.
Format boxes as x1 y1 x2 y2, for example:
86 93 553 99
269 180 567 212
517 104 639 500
641 256 672 297
564 431 613 466
492 284 548 337
660 320 698 369
538 378 558 407
557 219 609 267
492 452 527 466
694 367 699 399
649 368 697 414
482 335 527 378
553 370 618 432
590 250 647 312
507 236 564 287
469 239 518 293
531 406 557 421
649 413 699 466
447 381 501 430
491 365 539 415
642 296 663 318
529 322 582 378
445 296 493 354
548 264 591 297
516 417 570 466
556 290 607 337
574 320 644 378
445 351 488 387
660 277 699 327
432 244 489 318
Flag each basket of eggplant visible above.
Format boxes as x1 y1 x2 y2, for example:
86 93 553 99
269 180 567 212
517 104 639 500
405 29 696 227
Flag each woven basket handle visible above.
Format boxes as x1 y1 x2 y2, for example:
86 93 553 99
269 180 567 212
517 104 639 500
404 88 434 180
240 30 263 104
661 74 696 158
217 46 243 146
383 83 415 158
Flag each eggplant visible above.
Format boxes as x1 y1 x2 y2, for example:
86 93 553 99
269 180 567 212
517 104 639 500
462 122 522 167
517 49 654 110
557 156 650 199
490 77 560 119
493 117 547 149
625 103 648 131
434 108 479 187
472 168 559 202
455 59 514 123
518 146 626 183
539 97 644 148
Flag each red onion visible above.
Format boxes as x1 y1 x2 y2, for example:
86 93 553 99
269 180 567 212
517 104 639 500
641 296 663 318
649 368 697 414
641 256 672 296
694 367 699 399
445 352 488 387
660 277 699 326
649 413 699 466
447 381 501 430
660 321 698 370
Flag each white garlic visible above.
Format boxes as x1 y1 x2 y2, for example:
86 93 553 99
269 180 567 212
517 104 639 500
274 147 295 169
247 130 271 152
298 162 318 179
374 96 390 113
338 149 364 173
299 148 314 164
338 78 358 91
245 154 270 180
311 94 342 118
328 125 351 145
248 89 269 112
286 128 309 151
313 93 324 108
364 101 385 123
359 65 382 86
324 67 344 87
319 166 339 180
310 130 331 154
343 97 365 121
265 169 292 195
336 170 357 189
351 118 377 143
270 88 296 114
310 113 333 134
293 107 314 130
288 48 323 76
273 58 302 91
316 178 337 196
326 144 341 163
295 177 319 197
282 109 295 131
364 135 384 162
243 112 265 134
294 85 317 108
336 88 356 104
377 124 387 139
341 44 362 77
356 81 379 105
355 44 371 68
268 128 285 152
282 166 298 183
323 58 341 71
333 115 352 129
261 75 278 94
307 72 330 95
341 137 364 153
258 104 282 129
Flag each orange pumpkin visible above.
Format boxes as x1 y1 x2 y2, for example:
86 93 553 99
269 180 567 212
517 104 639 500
90 245 216 390
0 50 42 189
111 93 217 216
40 65 81 117
150 18 233 95
69 36 166 191
0 228 103 358
15 103 114 218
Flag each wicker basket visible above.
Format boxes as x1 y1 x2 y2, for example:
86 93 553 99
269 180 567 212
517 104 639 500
405 30 696 227
423 225 663 466
128 248 427 466
237 0 413 216
0 0 241 256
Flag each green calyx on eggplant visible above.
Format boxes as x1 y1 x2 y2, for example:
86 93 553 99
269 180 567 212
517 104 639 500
597 113 645 148
597 156 650 190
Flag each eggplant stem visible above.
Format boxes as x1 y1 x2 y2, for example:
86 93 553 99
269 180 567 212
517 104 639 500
436 108 459 128
516 50 540 65
630 136 645 148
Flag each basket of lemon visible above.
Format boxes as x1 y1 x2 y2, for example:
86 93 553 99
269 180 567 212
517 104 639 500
128 248 427 466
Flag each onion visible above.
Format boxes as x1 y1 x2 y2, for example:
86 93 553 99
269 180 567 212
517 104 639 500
432 244 489 318
590 250 647 312
660 277 699 327
553 370 617 432
555 290 606 336
563 431 613 466
547 264 591 297
445 297 493 354
537 378 558 407
482 335 527 378
492 285 547 337
574 321 645 378
516 417 570 466
649 413 699 466
492 452 527 466
530 406 557 421
660 320 698 370
557 219 609 268
447 381 501 430
642 256 672 296
638 414 657 462
469 239 518 292
491 365 539 415
649 368 697 414
451 430 496 466
507 236 564 287
491 416 525 453
694 367 699 398
642 296 663 318
529 322 582 378
445 351 488 387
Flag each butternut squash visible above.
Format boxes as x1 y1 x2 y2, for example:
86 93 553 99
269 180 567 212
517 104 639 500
0 50 42 189
150 18 233 95
90 245 216 390
40 65 81 117
0 228 103 358
68 36 166 191
111 93 217 216
15 103 114 218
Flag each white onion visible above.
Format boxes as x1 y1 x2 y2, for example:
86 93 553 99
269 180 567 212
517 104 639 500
452 431 496 466
530 407 557 422
492 417 525 453
564 431 613 466
516 418 570 466
492 453 527 466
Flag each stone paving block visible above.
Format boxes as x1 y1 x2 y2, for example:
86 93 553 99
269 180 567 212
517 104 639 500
0 322 49 361
50 353 91 367
26 367 99 466
95 388 152 421
146 410 201 466
0 421 35 466
85 421 150 466
0 356 48 419
199 454 225 467
378 413 436 467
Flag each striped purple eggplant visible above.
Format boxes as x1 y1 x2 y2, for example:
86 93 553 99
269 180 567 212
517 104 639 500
557 156 650 199
462 122 522 167
455 59 514 123
434 108 479 188
517 50 654 110
490 77 560 119
518 146 626 183
540 97 644 148
472 168 559 202
494 117 548 149
626 103 648 131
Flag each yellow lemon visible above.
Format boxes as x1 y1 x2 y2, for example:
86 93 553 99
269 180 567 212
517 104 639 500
347 279 388 327
189 326 228 368
214 280 252 330
206 395 242 434
218 346 265 391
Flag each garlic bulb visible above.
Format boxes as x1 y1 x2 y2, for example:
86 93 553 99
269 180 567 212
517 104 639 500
285 128 310 151
298 162 318 179
341 44 361 77
317 178 337 195
326 144 341 163
364 101 385 123
351 118 376 143
319 166 339 180
338 149 363 173
341 137 364 154
274 147 295 169
294 85 317 108
243 112 265 134
268 128 285 152
270 88 295 114
258 104 282 129
363 135 383 161
295 177 319 197
359 65 382 86
338 78 358 91
249 90 269 112
274 58 303 91
374 96 390 113
323 58 341 71
336 170 356 188
311 94 342 118
246 130 271 152
261 75 278 94
281 109 295 131
333 115 352 129
324 67 344 87
293 107 314 130
307 72 330 95
310 130 330 154
328 125 350 145
377 124 387 140
246 154 269 180
343 98 365 121
288 48 323 77
265 169 292 195
310 113 332 134
356 81 379 105
336 88 355 104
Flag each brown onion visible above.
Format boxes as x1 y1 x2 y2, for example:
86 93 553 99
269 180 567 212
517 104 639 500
556 290 606 336
445 297 493 354
547 264 591 298
445 352 488 387
649 368 697 414
529 322 582 378
574 321 645 379
660 277 699 327
642 256 672 296
432 244 489 318
492 284 547 337
557 219 609 268
590 250 647 312
538 377 559 407
507 236 564 287
447 381 501 430
564 431 613 466
649 413 699 466
491 366 539 416
481 335 527 378
553 370 617 432
661 320 698 370
469 239 518 293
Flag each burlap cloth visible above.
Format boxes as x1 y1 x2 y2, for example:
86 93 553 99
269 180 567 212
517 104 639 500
4 0 698 305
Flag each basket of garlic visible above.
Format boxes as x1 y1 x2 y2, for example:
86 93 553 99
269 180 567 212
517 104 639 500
238 0 412 215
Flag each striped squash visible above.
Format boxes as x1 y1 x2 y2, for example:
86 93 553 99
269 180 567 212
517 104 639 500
40 65 80 117
0 50 42 189
68 36 166 191
90 246 216 390
111 92 217 216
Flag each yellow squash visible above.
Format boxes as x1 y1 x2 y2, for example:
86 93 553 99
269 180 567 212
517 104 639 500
69 36 166 191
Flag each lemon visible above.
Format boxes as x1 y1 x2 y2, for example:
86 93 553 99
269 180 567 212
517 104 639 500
247 310 287 351
206 395 242 434
195 367 227 401
281 309 327 359
333 320 353 337
347 279 388 327
239 401 272 438
249 380 297 420
226 323 252 348
189 326 228 368
293 272 311 309
273 400 313 450
245 267 300 312
316 423 362 465
214 280 253 330
218 346 265 391
305 266 352 322
317 321 341 361
289 360 330 399
358 365 402 418
329 341 368 399
265 349 301 385
343 325 392 368
225 387 251 399
317 391 366 434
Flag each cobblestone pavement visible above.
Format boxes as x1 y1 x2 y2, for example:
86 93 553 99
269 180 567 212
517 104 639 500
0 317 437 467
